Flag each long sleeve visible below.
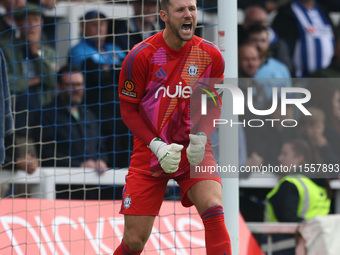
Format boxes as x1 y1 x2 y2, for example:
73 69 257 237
1 49 13 136
0 48 13 164
0 40 56 105
1 41 32 95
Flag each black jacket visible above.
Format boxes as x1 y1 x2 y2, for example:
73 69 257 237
36 96 108 167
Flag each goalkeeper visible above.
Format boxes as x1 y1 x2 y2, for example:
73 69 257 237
114 0 231 254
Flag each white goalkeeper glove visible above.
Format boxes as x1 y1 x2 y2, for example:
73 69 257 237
148 138 184 174
186 132 207 166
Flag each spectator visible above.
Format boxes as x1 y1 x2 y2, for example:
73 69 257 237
272 0 335 77
69 10 128 168
239 44 262 78
265 139 331 254
0 0 56 49
298 106 340 166
114 0 162 51
239 5 293 74
0 3 56 173
1 41 40 198
70 10 125 70
239 5 269 45
246 24 292 99
0 0 26 39
0 0 55 41
238 44 269 113
37 65 107 169
307 84 340 157
36 65 108 199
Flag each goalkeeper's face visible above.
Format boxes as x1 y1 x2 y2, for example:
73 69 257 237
165 0 197 42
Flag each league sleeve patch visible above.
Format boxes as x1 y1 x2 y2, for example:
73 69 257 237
121 79 137 98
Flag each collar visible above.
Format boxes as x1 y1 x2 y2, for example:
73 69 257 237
83 37 97 48
293 0 317 11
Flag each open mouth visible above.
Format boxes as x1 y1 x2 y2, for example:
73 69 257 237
181 22 192 32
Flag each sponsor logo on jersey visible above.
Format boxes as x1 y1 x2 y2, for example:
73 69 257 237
121 79 137 98
155 82 192 99
124 194 132 209
187 63 198 77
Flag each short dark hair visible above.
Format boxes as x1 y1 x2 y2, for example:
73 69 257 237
160 0 170 11
160 0 197 12
287 139 313 164
246 24 268 38
57 64 82 84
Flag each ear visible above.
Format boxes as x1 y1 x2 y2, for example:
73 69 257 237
160 9 168 23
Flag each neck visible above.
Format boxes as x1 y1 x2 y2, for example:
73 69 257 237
299 0 314 9
28 42 40 53
162 29 186 50
69 107 79 114
97 39 105 50
88 37 104 50
239 71 251 79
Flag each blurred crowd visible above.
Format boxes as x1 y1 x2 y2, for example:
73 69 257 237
236 2 340 253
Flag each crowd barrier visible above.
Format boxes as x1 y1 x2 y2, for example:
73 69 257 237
1 170 339 213
0 168 177 199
